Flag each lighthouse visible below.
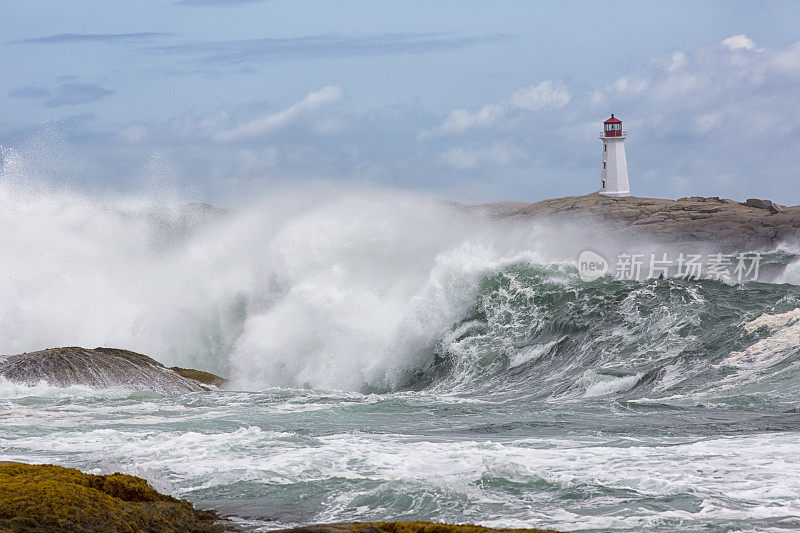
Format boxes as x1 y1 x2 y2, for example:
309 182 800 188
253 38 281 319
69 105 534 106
599 114 630 197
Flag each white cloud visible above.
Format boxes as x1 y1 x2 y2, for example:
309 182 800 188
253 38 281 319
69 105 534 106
215 86 344 142
423 81 570 137
437 103 506 135
509 81 570 110
721 34 757 51
595 39 800 133
668 51 687 72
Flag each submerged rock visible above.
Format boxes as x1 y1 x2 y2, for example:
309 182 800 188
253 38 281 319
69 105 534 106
0 462 233 532
0 347 226 394
274 522 562 533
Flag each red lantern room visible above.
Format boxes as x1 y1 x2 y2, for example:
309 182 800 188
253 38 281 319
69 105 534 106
603 114 623 137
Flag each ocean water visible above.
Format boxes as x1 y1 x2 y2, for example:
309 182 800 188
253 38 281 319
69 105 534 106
3 152 800 531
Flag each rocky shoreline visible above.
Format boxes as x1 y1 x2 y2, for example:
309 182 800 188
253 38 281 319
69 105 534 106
471 193 800 251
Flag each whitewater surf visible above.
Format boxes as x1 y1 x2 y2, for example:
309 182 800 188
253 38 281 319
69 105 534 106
3 154 800 531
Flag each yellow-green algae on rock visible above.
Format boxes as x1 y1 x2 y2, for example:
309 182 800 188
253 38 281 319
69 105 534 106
169 366 228 388
275 521 563 533
0 462 230 532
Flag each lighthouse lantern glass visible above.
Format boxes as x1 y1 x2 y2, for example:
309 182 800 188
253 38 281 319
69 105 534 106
604 119 622 137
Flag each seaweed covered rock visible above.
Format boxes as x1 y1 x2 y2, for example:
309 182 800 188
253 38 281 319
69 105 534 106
170 366 229 388
0 462 232 532
275 521 562 533
0 347 226 394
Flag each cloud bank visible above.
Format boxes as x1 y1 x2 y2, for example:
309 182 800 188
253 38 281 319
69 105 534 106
422 81 572 137
3 35 800 204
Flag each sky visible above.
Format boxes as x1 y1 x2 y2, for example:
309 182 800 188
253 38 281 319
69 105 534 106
1 1 800 205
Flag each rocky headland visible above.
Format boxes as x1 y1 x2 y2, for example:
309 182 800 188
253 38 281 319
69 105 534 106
471 193 800 251
0 347 226 394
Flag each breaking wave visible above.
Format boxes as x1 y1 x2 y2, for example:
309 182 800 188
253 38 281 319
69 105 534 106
3 145 800 406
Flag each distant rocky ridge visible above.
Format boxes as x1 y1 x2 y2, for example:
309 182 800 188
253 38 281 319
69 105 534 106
0 347 227 394
471 193 800 251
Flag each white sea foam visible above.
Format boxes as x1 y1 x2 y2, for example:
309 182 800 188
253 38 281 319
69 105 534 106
742 308 800 332
7 415 800 531
2 145 648 391
508 338 561 368
582 372 643 397
725 308 800 369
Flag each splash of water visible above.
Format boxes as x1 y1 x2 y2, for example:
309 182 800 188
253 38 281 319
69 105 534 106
1 145 570 390
4 142 800 395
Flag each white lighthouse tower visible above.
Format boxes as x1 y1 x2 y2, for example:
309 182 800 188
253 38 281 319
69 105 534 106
599 114 630 197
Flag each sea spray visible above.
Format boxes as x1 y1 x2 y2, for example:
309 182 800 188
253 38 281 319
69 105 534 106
0 146 661 390
6 156 800 530
4 144 800 396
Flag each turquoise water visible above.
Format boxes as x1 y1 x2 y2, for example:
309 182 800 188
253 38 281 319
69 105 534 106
4 262 800 532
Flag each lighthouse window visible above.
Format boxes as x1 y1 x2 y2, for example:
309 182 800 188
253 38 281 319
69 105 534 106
604 144 607 152
603 162 606 169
